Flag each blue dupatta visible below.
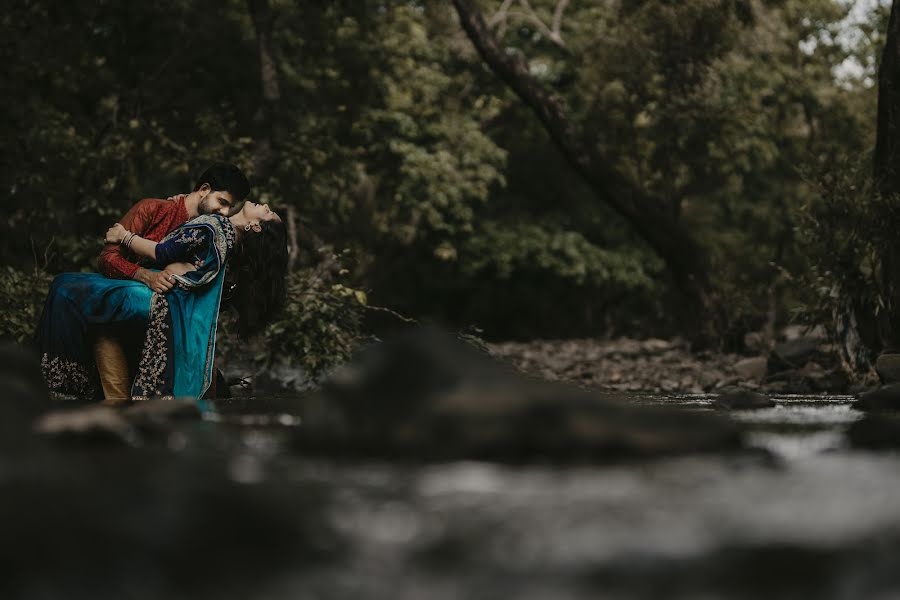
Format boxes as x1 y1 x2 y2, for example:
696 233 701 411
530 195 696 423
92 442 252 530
132 214 235 401
37 214 235 404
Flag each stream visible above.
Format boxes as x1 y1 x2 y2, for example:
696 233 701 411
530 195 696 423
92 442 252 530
6 390 900 599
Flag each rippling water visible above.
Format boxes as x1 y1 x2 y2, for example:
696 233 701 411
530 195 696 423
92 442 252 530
192 394 900 599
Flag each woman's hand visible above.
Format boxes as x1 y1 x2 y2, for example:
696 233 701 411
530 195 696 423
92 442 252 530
164 262 197 276
105 223 129 244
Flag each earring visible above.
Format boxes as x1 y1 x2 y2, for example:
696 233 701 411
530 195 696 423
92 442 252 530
244 223 252 232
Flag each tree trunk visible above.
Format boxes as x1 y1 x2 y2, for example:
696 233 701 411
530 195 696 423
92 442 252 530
874 0 900 350
875 0 900 195
247 0 281 181
450 0 716 339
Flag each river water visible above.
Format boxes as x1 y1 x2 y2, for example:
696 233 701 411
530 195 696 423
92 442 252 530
176 393 900 600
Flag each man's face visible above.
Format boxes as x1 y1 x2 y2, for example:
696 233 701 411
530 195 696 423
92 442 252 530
197 185 236 217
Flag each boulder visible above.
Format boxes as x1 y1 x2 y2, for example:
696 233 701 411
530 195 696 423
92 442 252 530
0 342 49 452
767 337 819 373
34 405 138 445
875 353 900 384
732 356 768 380
847 415 900 449
303 327 751 462
855 384 900 411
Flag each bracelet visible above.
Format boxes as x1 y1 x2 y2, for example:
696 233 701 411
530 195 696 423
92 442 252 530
123 232 136 249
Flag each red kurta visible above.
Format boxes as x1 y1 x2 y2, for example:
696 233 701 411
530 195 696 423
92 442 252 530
97 195 190 279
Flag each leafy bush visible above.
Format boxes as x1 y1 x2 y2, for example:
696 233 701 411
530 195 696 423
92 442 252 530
0 267 54 345
796 160 898 375
254 265 367 379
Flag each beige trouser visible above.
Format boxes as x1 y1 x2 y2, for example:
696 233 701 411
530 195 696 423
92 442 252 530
94 329 132 405
94 327 221 403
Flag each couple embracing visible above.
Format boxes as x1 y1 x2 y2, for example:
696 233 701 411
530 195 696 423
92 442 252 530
36 163 288 406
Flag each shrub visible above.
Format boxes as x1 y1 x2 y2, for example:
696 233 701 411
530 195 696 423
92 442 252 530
0 267 54 345
795 159 899 375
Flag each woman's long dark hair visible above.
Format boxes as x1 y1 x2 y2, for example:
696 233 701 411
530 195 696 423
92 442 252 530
227 219 289 337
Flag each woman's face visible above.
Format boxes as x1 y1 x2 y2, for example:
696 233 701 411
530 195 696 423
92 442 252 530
243 201 281 224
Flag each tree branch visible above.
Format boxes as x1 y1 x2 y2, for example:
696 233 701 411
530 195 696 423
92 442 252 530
450 0 715 334
517 0 566 48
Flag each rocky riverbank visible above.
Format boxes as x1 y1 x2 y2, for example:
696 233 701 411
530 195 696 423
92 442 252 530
488 326 856 395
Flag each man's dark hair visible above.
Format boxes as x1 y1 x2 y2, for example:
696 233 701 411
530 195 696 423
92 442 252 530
193 162 250 202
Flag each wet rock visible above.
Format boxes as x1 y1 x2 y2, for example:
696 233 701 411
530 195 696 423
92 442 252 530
781 324 826 341
807 368 850 393
34 405 138 445
732 356 768 380
763 369 813 394
847 415 900 449
304 328 749 462
768 338 818 373
713 390 775 410
875 353 900 384
855 384 900 411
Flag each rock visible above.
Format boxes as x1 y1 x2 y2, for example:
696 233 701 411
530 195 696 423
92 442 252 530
875 353 900 384
34 405 138 445
780 324 826 342
855 384 900 411
847 415 900 449
641 339 672 354
304 327 751 462
768 337 819 373
762 369 813 394
124 398 201 434
732 356 768 380
807 368 850 393
713 389 775 410
125 398 200 420
743 331 769 354
0 342 49 453
0 445 340 599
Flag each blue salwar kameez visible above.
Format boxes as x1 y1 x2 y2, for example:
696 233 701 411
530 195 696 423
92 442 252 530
36 214 235 404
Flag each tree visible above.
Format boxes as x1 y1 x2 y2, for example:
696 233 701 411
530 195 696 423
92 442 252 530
450 0 717 338
873 0 900 351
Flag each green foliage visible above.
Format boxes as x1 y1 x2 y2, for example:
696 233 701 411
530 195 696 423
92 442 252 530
0 0 891 348
0 268 53 345
461 221 658 289
795 160 896 372
255 266 367 378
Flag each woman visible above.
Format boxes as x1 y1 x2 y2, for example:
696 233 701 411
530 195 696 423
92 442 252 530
36 201 287 404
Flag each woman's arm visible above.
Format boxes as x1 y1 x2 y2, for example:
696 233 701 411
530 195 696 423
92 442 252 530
105 223 157 260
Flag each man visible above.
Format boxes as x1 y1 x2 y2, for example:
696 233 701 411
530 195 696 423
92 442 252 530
95 162 250 404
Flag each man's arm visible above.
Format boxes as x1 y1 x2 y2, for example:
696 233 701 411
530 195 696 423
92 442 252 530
97 201 152 280
98 201 176 293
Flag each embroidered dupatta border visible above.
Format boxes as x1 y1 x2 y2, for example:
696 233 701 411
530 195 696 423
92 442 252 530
133 215 234 401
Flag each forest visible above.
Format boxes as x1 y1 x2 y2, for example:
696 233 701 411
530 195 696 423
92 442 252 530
13 2 900 598
1 0 896 380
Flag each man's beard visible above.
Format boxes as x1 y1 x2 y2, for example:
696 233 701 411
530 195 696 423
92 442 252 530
197 196 217 215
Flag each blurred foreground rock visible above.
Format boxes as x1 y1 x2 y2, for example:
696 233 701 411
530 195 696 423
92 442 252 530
292 328 751 461
0 342 48 452
855 384 900 412
847 415 900 449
